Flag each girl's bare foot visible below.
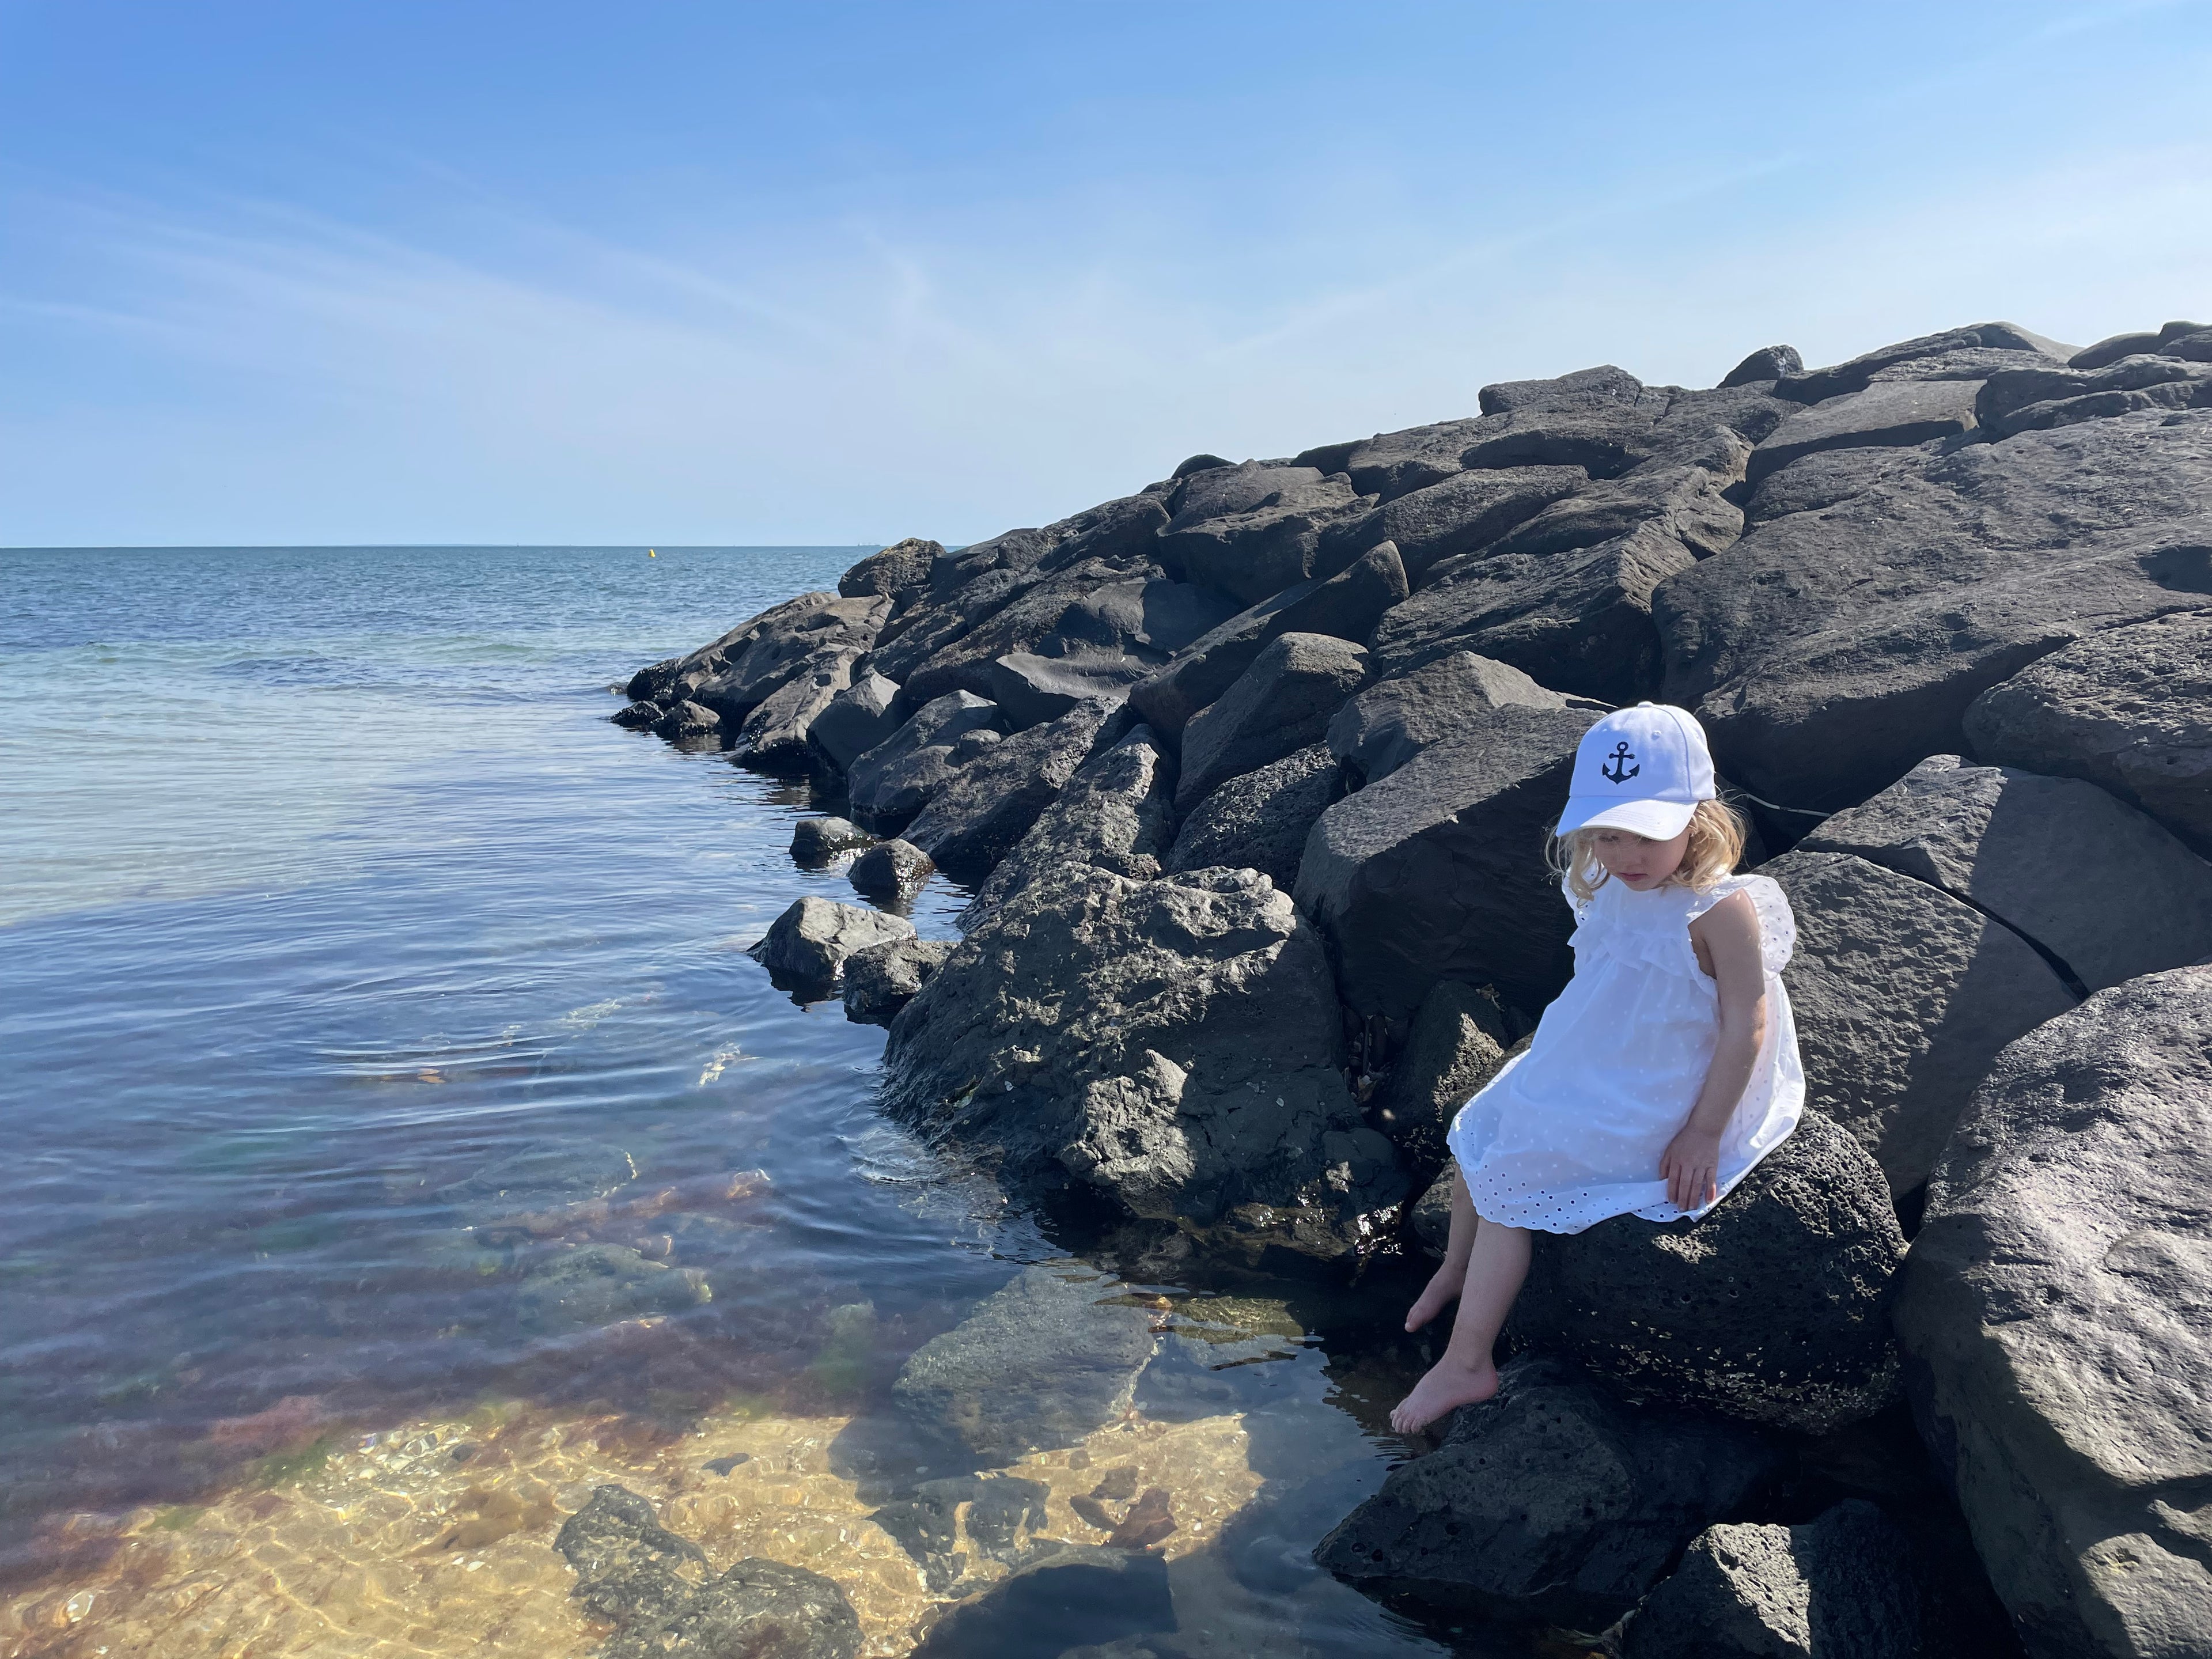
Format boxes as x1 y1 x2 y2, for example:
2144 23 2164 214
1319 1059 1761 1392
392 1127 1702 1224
1388 1355 1500 1434
1404 1262 1465 1333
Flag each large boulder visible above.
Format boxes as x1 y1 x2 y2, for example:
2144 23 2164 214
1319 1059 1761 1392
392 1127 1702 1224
847 838 933 900
1126 540 1408 742
1895 967 2212 1659
1369 979 1512 1179
1619 1501 1921 1659
1313 1357 1781 1630
959 726 1178 937
729 644 862 772
842 937 950 1027
1776 321 2073 403
2069 317 2210 371
1763 851 2077 1196
1509 1112 1906 1434
1975 355 2212 441
898 698 1122 881
1327 650 1580 787
1380 464 1588 578
844 691 1004 834
1175 632 1369 813
838 536 941 608
1479 463 1744 563
1294 703 1602 1026
806 671 902 772
751 896 915 991
1965 608 2212 858
1745 379 1983 484
1720 344 1804 386
895 557 1172 706
647 592 890 722
985 649 1150 729
1800 755 2212 991
1656 408 2212 813
790 815 872 864
1165 743 1343 891
884 864 1402 1256
1159 463 1378 601
516 1243 713 1334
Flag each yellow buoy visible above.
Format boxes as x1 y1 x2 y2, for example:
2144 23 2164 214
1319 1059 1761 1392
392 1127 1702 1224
648 548 657 558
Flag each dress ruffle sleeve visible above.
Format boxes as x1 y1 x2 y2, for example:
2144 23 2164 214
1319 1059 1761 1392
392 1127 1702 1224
1687 874 1796 973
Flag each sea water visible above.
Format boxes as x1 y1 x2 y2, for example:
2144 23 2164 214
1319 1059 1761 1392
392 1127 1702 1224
0 547 1472 1657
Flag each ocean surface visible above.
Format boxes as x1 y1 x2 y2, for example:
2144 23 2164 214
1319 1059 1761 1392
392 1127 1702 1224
0 546 1466 1658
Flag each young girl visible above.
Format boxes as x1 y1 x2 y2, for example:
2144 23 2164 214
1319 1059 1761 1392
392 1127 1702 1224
1391 702 1804 1434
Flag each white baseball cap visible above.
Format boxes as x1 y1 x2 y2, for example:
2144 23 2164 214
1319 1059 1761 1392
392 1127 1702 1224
1556 703 1716 840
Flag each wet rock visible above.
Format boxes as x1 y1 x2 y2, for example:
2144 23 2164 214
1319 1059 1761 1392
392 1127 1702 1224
1721 344 1804 387
1765 851 2078 1196
1618 1500 1919 1659
892 1264 1158 1467
1175 632 1369 812
434 1138 637 1233
752 896 915 991
1380 465 1588 578
959 726 1178 938
901 699 1123 881
839 536 941 608
907 1545 1175 1659
516 1244 711 1334
1409 1168 1455 1257
1326 650 1577 787
1313 1356 1781 1630
987 650 1150 729
790 815 873 864
846 691 1005 834
1656 408 2212 813
1965 608 2212 858
886 865 1398 1253
1510 1112 1906 1434
1745 380 1983 484
1800 754 2212 991
1164 743 1342 891
1294 702 1601 1025
843 937 950 1027
806 671 903 773
1895 967 2212 1659
611 698 662 729
1127 540 1408 743
652 699 722 743
848 838 934 900
1370 980 1511 1179
873 1473 1051 1592
1157 462 1377 603
556 1484 862 1659
2069 318 2210 371
731 645 862 772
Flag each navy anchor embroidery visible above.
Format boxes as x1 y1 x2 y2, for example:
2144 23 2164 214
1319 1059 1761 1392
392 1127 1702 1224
1600 741 1639 784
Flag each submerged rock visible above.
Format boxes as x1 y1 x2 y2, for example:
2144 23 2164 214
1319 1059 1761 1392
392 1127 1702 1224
847 838 934 900
516 1244 711 1334
790 816 873 865
434 1137 637 1234
907 1544 1174 1659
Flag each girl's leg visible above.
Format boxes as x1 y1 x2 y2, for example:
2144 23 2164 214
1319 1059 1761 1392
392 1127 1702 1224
1405 1167 1477 1331
1388 1217 1531 1434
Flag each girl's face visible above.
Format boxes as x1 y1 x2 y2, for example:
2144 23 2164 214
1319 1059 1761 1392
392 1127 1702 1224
1587 825 1691 889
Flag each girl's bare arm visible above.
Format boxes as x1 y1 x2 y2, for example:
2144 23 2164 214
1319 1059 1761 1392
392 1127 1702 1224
1662 890 1768 1209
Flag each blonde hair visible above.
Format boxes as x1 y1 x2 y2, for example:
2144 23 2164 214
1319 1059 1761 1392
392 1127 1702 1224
1548 798 1747 904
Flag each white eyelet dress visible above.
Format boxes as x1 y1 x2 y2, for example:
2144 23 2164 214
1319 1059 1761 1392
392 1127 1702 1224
1445 873 1804 1233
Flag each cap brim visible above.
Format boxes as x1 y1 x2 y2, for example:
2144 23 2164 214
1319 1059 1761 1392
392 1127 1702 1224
1557 797 1698 839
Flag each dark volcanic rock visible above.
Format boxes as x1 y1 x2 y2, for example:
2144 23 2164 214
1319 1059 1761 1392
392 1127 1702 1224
986 650 1149 729
1381 465 1588 577
1764 851 2077 1196
1619 1500 1919 1659
1965 608 2212 857
1800 754 2212 991
1745 380 1983 484
1314 1357 1781 1630
885 865 1400 1254
897 557 1169 707
790 815 872 864
610 698 662 729
1480 363 1652 417
807 672 902 772
752 896 915 990
1778 321 2071 403
516 1243 712 1334
557 1484 862 1659
730 645 862 771
899 699 1122 881
1975 355 2212 441
1895 967 2212 1659
1510 1113 1906 1434
1657 408 2212 812
870 1473 1051 1594
1158 461 1377 603
661 593 890 723
842 937 950 1027
652 699 722 743
1175 632 1369 813
839 537 941 607
1481 463 1743 563
1294 703 1602 1026
845 691 1004 834
1370 979 1511 1178
1719 344 1804 387
847 838 934 900
1127 541 1407 743
2070 317 2210 370
1327 650 1578 787
1742 443 1938 527
959 726 1178 937
1165 743 1342 891
907 1546 1174 1659
892 1264 1158 1466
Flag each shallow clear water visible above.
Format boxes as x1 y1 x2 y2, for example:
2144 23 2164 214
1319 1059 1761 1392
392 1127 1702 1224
0 547 1469 1658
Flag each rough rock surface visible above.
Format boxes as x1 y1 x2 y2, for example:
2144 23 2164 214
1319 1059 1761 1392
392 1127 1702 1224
847 838 934 900
885 864 1402 1253
730 645 862 771
807 671 903 772
1777 321 2071 403
652 699 721 743
1175 632 1369 812
1746 378 1983 484
637 592 889 723
985 649 1149 729
517 1244 713 1334
1313 1357 1780 1629
1765 851 2077 1196
838 537 941 607
1158 462 1377 603
1721 344 1804 386
1327 650 1577 787
556 1484 862 1659
1295 703 1602 1025
845 691 1004 834
906 1546 1174 1658
1510 1113 1906 1434
842 937 950 1027
1965 608 2212 857
752 896 915 990
1800 754 2212 991
1657 409 2212 812
899 698 1121 880
1381 465 1588 578
2070 319 2209 371
434 1137 636 1234
1620 1500 1920 1659
1370 980 1512 1179
790 816 872 864
959 726 1179 938
1896 968 2212 1659
1165 743 1342 891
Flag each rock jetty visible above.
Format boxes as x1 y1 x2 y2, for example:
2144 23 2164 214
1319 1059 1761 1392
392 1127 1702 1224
620 317 2212 1658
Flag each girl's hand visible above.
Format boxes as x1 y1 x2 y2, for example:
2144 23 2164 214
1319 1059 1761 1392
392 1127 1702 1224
1661 1127 1722 1213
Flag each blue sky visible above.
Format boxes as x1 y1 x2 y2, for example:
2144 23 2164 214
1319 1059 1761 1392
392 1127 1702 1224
3 0 2208 546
